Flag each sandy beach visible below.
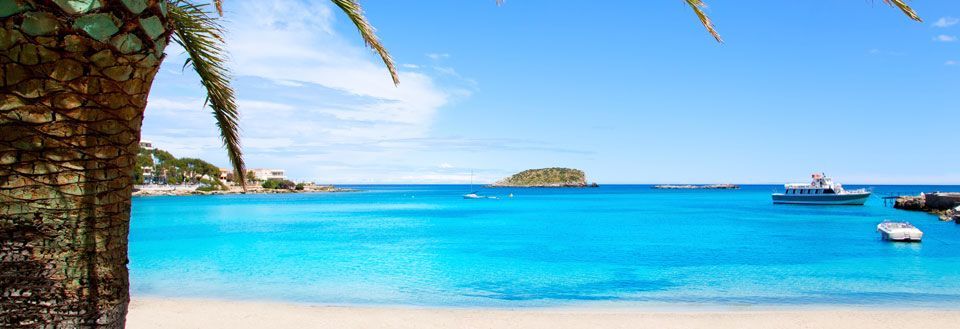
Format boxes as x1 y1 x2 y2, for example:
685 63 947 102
127 298 960 329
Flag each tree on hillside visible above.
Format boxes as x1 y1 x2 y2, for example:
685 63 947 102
0 0 921 327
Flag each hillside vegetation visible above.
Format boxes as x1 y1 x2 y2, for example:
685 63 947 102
492 168 594 187
134 146 224 190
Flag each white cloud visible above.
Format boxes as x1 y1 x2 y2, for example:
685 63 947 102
933 34 957 42
426 53 450 60
934 17 959 28
272 80 305 87
141 1 575 183
138 0 489 182
947 60 958 66
225 0 453 143
237 100 296 111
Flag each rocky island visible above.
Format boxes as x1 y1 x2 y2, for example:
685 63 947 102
490 168 598 188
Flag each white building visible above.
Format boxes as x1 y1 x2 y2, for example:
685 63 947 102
250 168 286 181
141 166 154 182
139 140 154 150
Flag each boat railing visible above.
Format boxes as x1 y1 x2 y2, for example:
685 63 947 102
784 184 822 189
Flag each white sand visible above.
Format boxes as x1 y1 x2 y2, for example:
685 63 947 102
127 298 960 329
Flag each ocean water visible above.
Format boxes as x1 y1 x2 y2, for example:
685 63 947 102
129 185 960 308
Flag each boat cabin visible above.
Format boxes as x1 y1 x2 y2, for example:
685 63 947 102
783 184 838 195
783 173 845 195
772 173 869 205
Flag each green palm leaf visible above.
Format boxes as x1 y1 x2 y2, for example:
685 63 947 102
330 0 400 85
168 1 246 187
882 0 922 22
684 0 722 43
164 0 400 188
681 0 921 43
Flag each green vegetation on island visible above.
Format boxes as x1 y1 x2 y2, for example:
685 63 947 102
491 168 597 187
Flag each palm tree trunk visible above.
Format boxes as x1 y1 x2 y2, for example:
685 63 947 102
1 1 170 327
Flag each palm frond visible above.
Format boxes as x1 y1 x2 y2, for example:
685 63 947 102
168 1 246 188
684 0 722 43
882 0 922 22
330 0 399 85
214 0 224 16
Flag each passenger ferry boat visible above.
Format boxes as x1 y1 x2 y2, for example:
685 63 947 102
772 173 870 205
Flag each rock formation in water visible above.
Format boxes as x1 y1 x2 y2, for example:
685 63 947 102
894 193 960 221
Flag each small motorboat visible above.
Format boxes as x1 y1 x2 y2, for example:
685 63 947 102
877 221 923 242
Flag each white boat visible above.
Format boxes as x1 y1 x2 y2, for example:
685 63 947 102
463 193 482 199
771 173 870 205
463 171 485 199
877 221 923 242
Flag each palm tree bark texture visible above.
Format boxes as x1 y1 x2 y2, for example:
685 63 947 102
1 0 171 327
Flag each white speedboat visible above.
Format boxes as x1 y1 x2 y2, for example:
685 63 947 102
877 221 923 242
772 173 870 205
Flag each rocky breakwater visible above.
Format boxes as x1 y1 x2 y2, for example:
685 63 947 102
894 192 960 221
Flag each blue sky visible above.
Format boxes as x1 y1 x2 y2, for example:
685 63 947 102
143 0 960 184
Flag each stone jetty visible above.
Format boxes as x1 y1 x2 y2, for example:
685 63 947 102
894 192 960 221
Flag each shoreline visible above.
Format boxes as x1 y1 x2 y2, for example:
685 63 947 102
131 185 356 197
127 297 960 329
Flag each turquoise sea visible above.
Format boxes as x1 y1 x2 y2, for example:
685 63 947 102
130 185 960 308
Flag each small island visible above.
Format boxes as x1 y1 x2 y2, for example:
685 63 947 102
490 168 599 188
652 184 740 190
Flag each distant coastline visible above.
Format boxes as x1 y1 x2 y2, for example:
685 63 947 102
652 184 740 190
132 184 353 197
